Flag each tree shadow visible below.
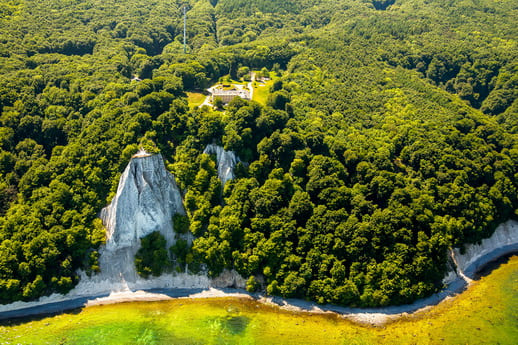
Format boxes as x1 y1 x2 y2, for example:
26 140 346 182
0 307 83 327
472 252 517 280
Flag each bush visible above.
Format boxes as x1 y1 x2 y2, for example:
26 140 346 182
246 275 260 292
173 214 190 234
135 232 170 278
170 238 189 267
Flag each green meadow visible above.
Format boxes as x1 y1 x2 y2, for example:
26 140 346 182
1 256 516 345
186 92 207 108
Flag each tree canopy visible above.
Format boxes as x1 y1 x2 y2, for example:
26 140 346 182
0 0 516 306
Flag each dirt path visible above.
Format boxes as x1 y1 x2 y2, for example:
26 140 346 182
199 87 212 108
248 72 255 100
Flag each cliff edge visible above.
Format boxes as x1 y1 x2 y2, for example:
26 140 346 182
452 220 518 278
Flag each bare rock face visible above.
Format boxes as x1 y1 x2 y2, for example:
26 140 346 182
211 269 247 289
101 153 184 251
203 144 239 186
97 152 185 282
443 219 518 286
452 220 518 278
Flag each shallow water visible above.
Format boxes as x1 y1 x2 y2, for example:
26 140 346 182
1 256 517 344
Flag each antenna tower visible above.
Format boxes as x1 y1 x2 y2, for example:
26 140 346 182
183 5 187 53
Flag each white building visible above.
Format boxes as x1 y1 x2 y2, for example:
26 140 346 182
210 87 251 104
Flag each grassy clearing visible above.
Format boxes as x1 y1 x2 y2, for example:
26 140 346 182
1 256 516 344
252 79 273 105
186 92 206 108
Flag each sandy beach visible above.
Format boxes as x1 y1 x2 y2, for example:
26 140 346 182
1 220 516 326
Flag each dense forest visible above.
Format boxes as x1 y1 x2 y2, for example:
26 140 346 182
0 0 516 307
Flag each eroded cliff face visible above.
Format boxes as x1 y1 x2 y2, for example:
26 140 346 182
101 153 184 251
75 150 243 292
98 152 185 283
203 144 239 186
443 219 518 285
452 220 518 278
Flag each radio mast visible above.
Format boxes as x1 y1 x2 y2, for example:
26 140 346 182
183 5 187 53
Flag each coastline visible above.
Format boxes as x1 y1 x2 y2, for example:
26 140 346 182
1 220 517 326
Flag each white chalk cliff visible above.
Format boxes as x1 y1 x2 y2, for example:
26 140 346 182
81 150 242 292
203 144 239 186
451 220 518 278
97 151 185 283
101 152 184 250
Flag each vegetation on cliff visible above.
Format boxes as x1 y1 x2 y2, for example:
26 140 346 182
135 232 170 278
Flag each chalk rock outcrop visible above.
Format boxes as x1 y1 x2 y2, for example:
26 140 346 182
101 152 184 251
451 220 518 278
97 152 185 282
203 144 239 186
211 269 247 289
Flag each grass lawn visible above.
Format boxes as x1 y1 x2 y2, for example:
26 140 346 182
252 79 273 105
186 92 206 108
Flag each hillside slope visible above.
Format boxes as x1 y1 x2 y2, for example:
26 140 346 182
0 0 516 307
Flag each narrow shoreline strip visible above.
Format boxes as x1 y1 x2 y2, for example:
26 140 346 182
1 221 517 326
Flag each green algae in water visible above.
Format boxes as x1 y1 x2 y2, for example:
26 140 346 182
66 321 161 345
1 256 517 345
